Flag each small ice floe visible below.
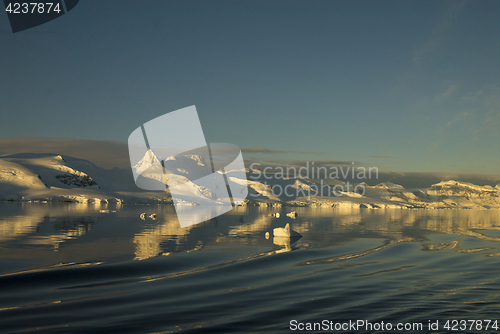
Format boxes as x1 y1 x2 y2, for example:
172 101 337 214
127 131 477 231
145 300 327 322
140 213 158 220
273 223 301 237
99 209 116 213
286 211 298 219
265 232 270 239
269 213 281 218
271 225 302 253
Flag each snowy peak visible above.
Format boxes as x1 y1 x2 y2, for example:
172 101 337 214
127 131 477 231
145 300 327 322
131 150 223 202
430 180 497 194
373 182 405 190
132 150 213 184
134 150 211 176
134 149 161 175
164 154 208 167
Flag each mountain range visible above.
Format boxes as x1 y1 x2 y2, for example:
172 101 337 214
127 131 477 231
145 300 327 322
1 152 499 209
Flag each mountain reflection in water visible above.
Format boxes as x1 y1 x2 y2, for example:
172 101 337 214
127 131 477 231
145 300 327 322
1 203 500 333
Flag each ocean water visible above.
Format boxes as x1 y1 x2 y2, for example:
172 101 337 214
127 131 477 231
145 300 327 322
1 203 500 333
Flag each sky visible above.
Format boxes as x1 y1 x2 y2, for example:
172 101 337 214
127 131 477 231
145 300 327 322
1 0 499 175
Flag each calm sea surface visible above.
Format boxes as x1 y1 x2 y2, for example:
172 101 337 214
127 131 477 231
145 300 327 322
1 203 500 333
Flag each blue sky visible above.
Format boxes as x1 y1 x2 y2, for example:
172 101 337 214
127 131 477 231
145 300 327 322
1 0 499 174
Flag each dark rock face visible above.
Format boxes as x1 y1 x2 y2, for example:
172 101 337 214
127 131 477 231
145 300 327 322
55 173 98 187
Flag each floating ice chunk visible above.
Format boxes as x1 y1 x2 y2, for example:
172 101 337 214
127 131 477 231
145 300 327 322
273 223 301 237
286 211 298 218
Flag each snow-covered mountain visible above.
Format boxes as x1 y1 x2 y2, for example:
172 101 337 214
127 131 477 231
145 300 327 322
134 149 162 176
1 152 499 209
0 153 98 189
287 180 500 209
420 180 500 209
131 149 221 201
0 153 132 203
